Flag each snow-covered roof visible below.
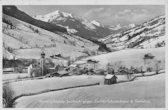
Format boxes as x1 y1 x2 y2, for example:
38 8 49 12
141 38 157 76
143 53 155 59
3 47 16 60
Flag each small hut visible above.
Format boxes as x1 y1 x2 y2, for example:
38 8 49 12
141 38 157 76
104 74 117 85
143 53 155 60
111 75 117 84
143 53 155 65
87 59 99 69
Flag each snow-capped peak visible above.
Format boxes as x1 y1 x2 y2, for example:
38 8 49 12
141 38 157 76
91 20 101 27
32 10 112 37
32 10 74 22
61 11 73 18
45 10 74 19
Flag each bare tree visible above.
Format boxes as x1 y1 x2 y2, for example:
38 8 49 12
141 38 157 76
3 83 16 108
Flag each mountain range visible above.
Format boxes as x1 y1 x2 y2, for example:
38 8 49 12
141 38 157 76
2 5 165 62
3 6 111 63
32 10 113 40
32 10 138 40
99 15 165 51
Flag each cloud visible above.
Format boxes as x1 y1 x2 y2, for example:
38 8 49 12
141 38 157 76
118 9 131 15
84 8 104 17
141 9 148 14
82 8 151 25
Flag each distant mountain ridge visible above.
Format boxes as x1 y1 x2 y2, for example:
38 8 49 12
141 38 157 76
99 15 165 50
32 10 114 39
3 6 140 40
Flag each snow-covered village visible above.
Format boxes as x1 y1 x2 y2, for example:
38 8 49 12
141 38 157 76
2 5 166 108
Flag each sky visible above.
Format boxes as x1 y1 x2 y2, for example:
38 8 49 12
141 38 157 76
16 5 165 25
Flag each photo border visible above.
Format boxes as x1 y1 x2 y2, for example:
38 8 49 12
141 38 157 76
0 0 167 109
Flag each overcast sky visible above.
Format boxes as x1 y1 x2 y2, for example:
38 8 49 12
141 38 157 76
16 5 165 25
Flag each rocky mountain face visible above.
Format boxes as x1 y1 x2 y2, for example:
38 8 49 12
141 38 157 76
32 10 114 40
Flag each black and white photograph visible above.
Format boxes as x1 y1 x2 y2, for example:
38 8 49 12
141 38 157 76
1 0 167 108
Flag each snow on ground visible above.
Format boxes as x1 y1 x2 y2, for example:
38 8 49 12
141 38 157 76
99 15 165 51
33 10 70 22
12 43 86 59
75 47 165 70
140 36 165 48
3 73 28 81
81 19 96 30
4 72 145 96
33 10 74 22
126 35 141 44
5 29 55 47
152 24 165 32
3 47 15 59
119 35 128 42
3 34 31 49
3 14 98 61
15 73 165 108
10 75 104 96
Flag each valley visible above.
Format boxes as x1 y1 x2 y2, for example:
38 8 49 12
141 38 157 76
2 5 166 108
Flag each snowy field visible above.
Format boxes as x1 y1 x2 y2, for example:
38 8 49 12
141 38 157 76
75 47 165 70
3 73 28 81
9 75 103 96
15 72 165 108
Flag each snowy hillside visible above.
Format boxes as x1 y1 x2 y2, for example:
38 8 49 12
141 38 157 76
32 10 114 39
3 6 67 33
74 47 165 71
99 15 165 50
3 13 99 62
